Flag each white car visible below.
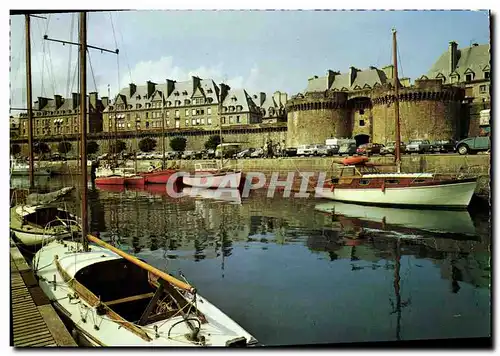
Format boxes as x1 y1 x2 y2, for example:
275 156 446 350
297 144 319 156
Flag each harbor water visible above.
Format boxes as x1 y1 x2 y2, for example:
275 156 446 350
10 175 491 346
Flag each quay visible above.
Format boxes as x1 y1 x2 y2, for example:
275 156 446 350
10 239 77 347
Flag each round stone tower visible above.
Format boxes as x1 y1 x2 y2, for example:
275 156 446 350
286 91 350 148
371 79 464 143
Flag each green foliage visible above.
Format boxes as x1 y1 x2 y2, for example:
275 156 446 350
170 137 187 152
58 141 72 155
139 137 157 152
87 141 99 155
110 140 127 154
11 144 21 156
204 135 221 150
33 142 50 154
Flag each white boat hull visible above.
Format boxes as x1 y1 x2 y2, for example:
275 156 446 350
34 240 257 346
182 171 242 189
316 180 477 208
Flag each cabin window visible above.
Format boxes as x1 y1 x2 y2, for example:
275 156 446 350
386 179 399 184
414 179 425 183
359 179 370 185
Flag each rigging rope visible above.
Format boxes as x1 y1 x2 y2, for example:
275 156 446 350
87 49 99 93
110 12 132 84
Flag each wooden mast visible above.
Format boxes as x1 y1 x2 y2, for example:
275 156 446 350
161 89 166 169
79 12 89 251
392 28 402 173
219 85 223 168
25 14 34 189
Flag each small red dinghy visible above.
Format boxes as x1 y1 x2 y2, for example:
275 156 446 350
342 156 369 166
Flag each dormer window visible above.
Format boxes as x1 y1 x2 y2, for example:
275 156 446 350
174 91 179 96
167 101 172 107
182 91 188 95
236 105 243 112
465 74 473 82
136 95 141 100
145 103 151 108
184 99 191 105
450 73 460 84
136 104 142 109
484 71 490 80
207 97 213 103
207 88 213 94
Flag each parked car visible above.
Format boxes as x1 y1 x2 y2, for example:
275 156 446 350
167 151 181 159
338 143 357 156
430 139 456 153
297 144 318 156
201 149 215 159
455 136 490 155
250 148 264 158
356 143 384 156
49 153 67 161
284 147 297 157
406 139 432 154
380 141 406 155
316 145 330 156
235 148 255 159
325 144 340 156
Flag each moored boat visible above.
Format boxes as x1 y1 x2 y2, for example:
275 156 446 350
182 162 242 189
140 168 178 184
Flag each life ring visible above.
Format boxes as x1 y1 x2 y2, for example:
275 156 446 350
342 156 369 166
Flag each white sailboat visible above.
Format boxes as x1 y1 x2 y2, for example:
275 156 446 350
34 12 257 347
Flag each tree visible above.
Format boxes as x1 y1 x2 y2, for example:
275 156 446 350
58 141 72 155
110 140 126 154
87 141 99 155
139 137 157 152
11 144 21 156
33 142 50 155
204 135 222 150
170 137 187 152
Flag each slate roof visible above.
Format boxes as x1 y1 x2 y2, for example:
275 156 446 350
305 67 389 93
426 43 490 81
222 88 258 113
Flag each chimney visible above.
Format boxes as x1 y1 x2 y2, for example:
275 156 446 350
101 96 109 108
89 92 98 111
165 79 176 97
259 92 266 106
382 65 394 81
219 83 231 103
349 67 359 87
191 76 201 93
327 70 336 89
146 81 156 98
472 43 478 47
37 97 48 110
72 93 80 110
53 95 63 109
369 66 377 70
449 41 458 73
129 83 137 97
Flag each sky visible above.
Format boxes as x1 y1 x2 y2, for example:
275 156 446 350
9 10 490 110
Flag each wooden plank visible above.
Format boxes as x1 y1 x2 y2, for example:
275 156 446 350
14 330 52 343
105 292 155 306
16 335 55 347
13 320 47 330
28 286 51 306
10 247 31 272
20 270 38 287
38 305 78 346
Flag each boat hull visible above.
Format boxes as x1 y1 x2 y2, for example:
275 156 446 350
124 176 145 187
317 179 477 208
140 169 178 184
183 171 242 189
11 227 72 246
10 168 52 176
95 176 126 185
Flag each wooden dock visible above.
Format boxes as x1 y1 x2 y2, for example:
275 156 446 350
10 240 77 347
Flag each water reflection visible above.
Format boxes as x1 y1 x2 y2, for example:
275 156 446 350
10 175 491 344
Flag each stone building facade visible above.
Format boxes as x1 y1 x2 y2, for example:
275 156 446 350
251 91 288 123
16 92 106 138
424 41 491 136
103 77 262 135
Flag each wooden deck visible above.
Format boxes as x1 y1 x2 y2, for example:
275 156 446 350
10 240 77 347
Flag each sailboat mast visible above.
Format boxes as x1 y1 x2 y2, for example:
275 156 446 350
219 85 223 167
161 94 166 169
25 14 34 189
392 28 402 173
79 12 89 251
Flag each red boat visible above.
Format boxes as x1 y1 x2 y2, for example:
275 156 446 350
342 156 369 166
95 176 126 185
124 176 145 187
139 169 178 184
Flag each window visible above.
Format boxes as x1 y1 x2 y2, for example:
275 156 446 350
166 111 170 117
192 118 196 125
146 112 149 119
175 110 180 118
175 120 180 128
359 109 364 115
207 117 212 125
196 118 200 125
166 120 170 126
359 179 370 185
185 119 189 126
485 71 490 80
207 107 212 115
359 119 365 127
229 116 233 124
201 109 204 115
185 109 189 116
222 117 226 124
480 85 487 93
146 122 150 128
192 109 196 116
236 115 240 123
465 73 473 82
386 179 399 184
201 118 205 125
